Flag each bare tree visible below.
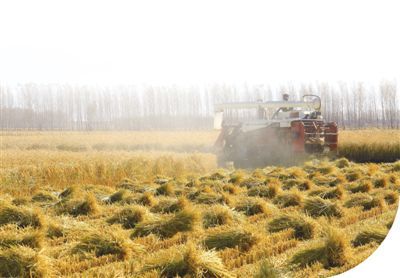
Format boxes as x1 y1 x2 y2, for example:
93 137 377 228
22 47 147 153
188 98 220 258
1 81 398 130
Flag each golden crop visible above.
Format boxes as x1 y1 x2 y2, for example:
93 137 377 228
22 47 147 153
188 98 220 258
0 130 399 277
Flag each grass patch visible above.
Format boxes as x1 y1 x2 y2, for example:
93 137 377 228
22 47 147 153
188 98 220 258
297 180 314 191
72 232 133 260
234 199 269 216
0 229 44 249
240 178 263 188
346 171 362 182
328 176 346 187
195 193 230 205
222 184 240 194
282 179 302 190
116 178 137 191
303 197 343 218
352 227 388 247
309 186 344 200
273 192 303 208
202 206 234 229
335 158 350 168
344 194 385 211
248 184 280 199
47 223 65 239
205 171 227 181
132 192 156 207
32 192 57 203
107 189 130 204
229 171 245 185
0 204 44 229
203 230 256 251
254 260 280 278
316 165 335 175
150 197 188 214
0 246 48 278
155 183 175 196
56 194 99 216
131 209 200 239
281 178 313 191
349 181 372 193
384 192 399 205
268 214 315 240
291 228 350 269
108 206 146 229
374 177 388 188
59 185 79 199
339 143 400 163
11 198 30 206
142 243 233 278
392 161 400 171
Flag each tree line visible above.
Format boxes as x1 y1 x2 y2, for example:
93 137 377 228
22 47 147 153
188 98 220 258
0 81 398 130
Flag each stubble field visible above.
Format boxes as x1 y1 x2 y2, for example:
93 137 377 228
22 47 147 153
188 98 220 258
0 130 399 277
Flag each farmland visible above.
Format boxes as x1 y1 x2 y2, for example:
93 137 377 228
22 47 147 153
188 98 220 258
0 130 399 277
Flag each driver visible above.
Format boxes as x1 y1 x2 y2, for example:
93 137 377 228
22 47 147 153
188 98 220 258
283 93 289 101
281 93 293 112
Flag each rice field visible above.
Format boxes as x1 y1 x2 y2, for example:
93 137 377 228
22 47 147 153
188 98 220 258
0 130 399 277
1 129 399 162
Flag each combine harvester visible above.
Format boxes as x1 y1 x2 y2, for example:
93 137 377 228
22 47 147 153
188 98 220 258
213 95 338 167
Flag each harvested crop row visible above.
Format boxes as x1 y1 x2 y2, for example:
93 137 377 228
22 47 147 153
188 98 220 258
0 150 398 277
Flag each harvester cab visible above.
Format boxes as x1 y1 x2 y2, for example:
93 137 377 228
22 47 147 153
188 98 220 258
213 95 338 167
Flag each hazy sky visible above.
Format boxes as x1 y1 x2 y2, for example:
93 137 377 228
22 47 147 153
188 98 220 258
0 0 399 86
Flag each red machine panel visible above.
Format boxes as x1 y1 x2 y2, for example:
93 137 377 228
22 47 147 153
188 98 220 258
324 122 338 151
291 121 305 153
